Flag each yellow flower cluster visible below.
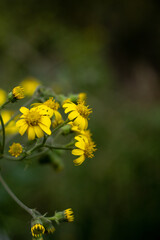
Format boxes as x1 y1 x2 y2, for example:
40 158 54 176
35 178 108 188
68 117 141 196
16 97 63 140
62 96 96 166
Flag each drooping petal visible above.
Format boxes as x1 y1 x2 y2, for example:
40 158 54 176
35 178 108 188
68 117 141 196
68 111 79 120
40 116 51 127
72 149 84 156
38 123 51 135
19 123 28 135
34 126 44 138
73 155 85 166
16 119 26 127
27 126 35 140
75 138 85 150
54 111 62 121
20 107 29 114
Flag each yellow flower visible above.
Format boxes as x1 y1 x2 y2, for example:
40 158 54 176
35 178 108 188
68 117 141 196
63 100 92 130
0 88 7 105
69 122 92 138
1 110 18 134
72 135 96 166
20 77 41 96
31 224 45 238
32 97 61 119
12 86 24 100
78 92 87 103
8 143 23 157
64 208 74 222
16 106 52 140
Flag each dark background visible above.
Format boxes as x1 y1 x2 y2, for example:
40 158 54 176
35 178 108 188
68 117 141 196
0 0 160 239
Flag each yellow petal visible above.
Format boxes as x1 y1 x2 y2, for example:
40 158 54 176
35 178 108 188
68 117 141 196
72 149 84 156
20 107 29 114
34 126 44 138
68 111 79 120
38 123 51 135
54 111 62 121
40 116 51 127
64 105 77 113
16 119 26 127
27 126 35 140
19 124 28 135
73 155 85 166
75 140 85 150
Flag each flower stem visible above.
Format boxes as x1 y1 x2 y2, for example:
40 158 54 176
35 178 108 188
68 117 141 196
0 100 10 111
44 144 73 150
0 113 5 154
52 119 69 134
0 173 35 217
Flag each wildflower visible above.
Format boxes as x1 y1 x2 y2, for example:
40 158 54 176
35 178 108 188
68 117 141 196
1 110 18 134
16 106 52 140
20 77 40 96
12 86 24 100
0 89 7 106
78 92 87 103
31 223 45 238
32 97 61 119
69 122 92 138
64 208 74 222
63 100 92 130
9 143 23 157
72 135 96 166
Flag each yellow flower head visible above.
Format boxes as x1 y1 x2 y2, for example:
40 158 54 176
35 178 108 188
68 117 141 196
16 106 52 140
20 77 40 96
0 88 7 105
9 143 23 157
63 100 92 130
64 208 74 222
12 86 24 100
78 92 87 103
72 135 96 166
1 110 18 134
32 98 61 120
31 224 45 238
69 122 92 138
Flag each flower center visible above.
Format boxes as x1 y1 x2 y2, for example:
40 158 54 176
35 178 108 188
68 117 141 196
26 111 41 126
44 98 59 110
84 142 96 158
76 102 92 118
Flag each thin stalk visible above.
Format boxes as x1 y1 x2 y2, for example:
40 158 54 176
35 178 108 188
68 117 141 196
0 100 10 111
2 153 27 161
0 114 5 154
44 144 73 151
52 119 69 134
0 173 35 217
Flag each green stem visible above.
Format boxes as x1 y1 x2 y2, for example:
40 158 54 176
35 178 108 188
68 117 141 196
26 136 47 155
0 100 10 111
2 153 27 161
44 144 73 151
0 173 35 217
0 113 5 154
52 119 69 134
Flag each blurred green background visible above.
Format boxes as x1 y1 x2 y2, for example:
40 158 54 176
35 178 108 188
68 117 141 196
0 0 160 239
